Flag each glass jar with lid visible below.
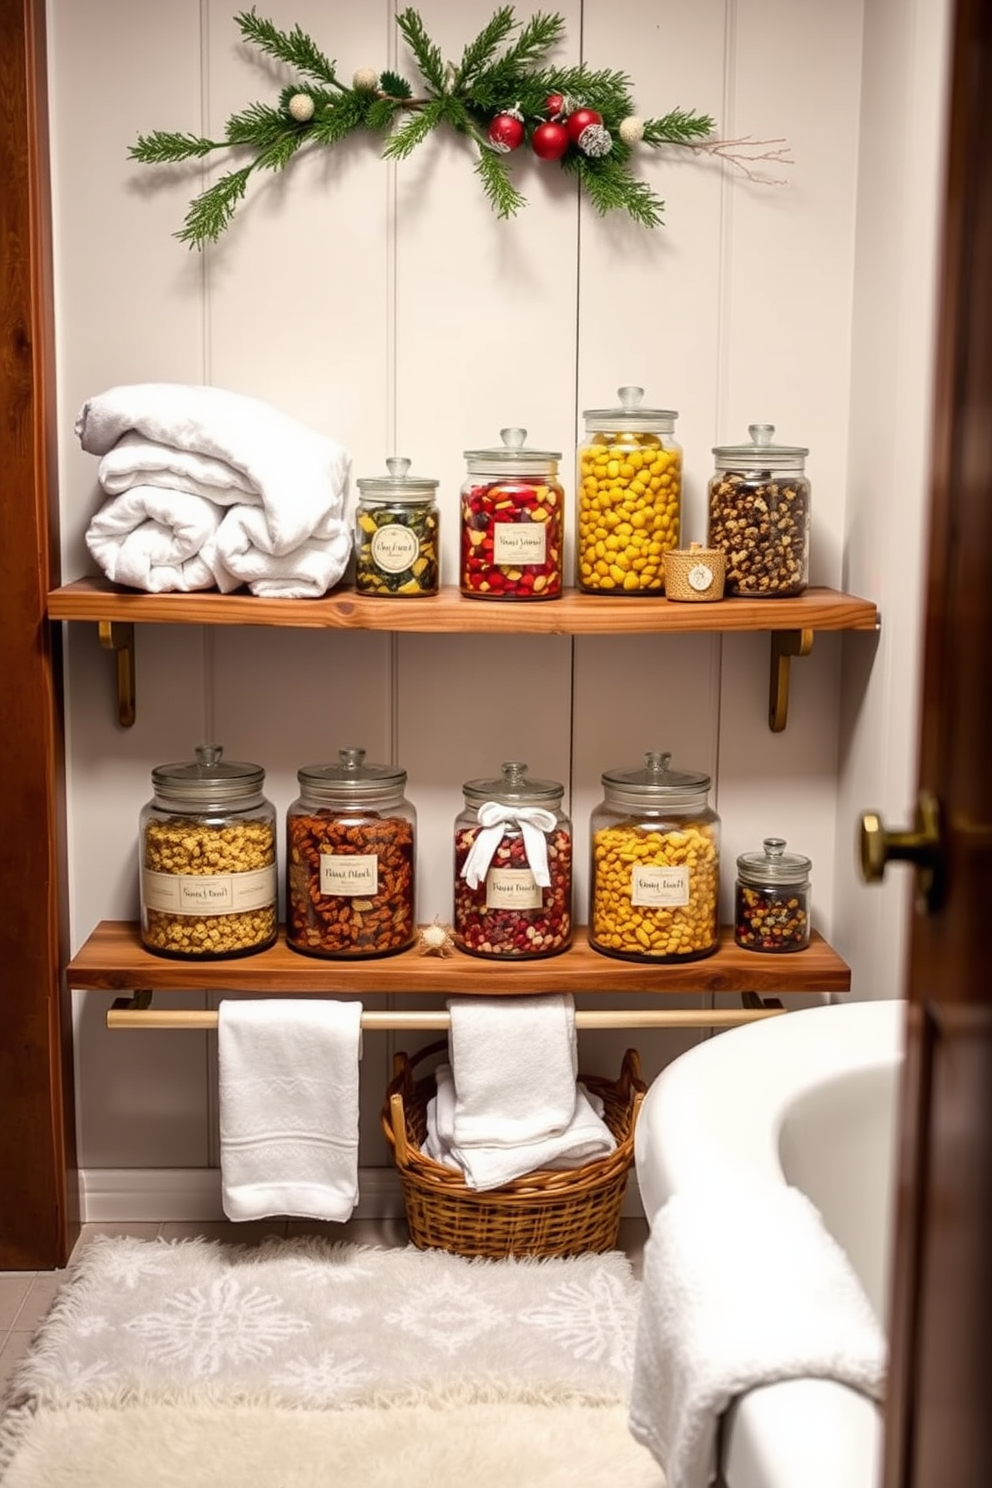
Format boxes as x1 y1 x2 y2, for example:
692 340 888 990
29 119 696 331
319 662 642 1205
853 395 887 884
139 743 277 960
735 836 811 952
460 427 564 599
589 750 720 962
707 423 811 596
576 386 682 594
286 747 416 958
355 456 440 597
453 761 572 958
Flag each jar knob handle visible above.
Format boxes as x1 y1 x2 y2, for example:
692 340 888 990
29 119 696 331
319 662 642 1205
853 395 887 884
748 423 775 448
338 746 367 771
617 385 645 410
499 427 526 448
644 750 673 774
763 837 787 858
195 744 223 768
501 761 529 783
385 456 411 479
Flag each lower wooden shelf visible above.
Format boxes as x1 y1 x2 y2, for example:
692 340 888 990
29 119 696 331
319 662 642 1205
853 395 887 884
67 922 850 997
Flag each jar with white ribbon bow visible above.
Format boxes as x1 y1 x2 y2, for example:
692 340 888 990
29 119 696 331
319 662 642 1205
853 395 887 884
453 761 572 958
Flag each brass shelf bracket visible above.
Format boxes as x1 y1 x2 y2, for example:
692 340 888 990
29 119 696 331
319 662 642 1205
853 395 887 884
98 620 136 728
769 628 814 732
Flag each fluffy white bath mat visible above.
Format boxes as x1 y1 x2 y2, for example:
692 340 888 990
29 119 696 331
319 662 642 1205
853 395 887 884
0 1236 659 1486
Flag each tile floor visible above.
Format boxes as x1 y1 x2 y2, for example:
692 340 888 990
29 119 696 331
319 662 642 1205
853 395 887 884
0 1215 649 1395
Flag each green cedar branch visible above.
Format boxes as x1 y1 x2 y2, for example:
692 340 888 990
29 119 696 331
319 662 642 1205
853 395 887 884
128 6 788 249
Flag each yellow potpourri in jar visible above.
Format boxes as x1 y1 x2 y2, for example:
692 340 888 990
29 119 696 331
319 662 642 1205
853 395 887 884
577 386 682 594
589 750 720 962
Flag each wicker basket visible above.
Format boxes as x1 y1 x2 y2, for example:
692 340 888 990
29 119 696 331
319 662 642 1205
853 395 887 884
663 542 727 601
381 1041 645 1258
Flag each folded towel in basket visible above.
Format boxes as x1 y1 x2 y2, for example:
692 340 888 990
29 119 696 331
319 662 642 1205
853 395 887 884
628 1180 887 1488
76 382 352 557
218 999 363 1223
423 1062 615 1190
446 994 578 1148
84 485 230 594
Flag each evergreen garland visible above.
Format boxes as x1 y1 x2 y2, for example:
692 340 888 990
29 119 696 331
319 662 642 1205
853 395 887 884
129 7 785 249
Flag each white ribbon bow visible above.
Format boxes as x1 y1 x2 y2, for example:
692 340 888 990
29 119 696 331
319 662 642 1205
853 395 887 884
460 801 558 890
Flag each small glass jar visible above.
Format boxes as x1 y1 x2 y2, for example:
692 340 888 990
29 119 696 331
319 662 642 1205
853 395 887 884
707 423 811 596
576 386 682 594
460 427 564 599
355 456 440 597
139 743 277 960
453 761 572 958
286 747 416 959
589 751 720 962
735 837 811 952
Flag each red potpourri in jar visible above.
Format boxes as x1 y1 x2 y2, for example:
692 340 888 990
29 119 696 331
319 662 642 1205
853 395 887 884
453 761 572 958
460 427 564 599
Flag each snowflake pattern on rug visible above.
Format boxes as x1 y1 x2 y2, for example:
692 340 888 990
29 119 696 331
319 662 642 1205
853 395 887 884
3 1237 640 1410
123 1276 311 1377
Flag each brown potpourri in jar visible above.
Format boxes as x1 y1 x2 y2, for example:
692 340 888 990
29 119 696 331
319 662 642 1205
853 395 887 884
287 748 416 959
707 423 810 597
454 761 572 959
734 836 811 952
139 744 277 960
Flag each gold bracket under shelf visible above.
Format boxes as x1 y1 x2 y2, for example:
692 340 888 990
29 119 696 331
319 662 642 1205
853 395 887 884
92 619 820 733
769 628 814 732
98 620 135 729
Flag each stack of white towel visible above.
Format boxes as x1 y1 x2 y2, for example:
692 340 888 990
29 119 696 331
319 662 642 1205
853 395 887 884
77 383 353 598
423 995 616 1191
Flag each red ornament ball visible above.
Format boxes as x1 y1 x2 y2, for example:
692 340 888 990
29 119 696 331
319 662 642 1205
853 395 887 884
487 112 525 153
566 107 603 145
531 120 569 161
544 92 565 118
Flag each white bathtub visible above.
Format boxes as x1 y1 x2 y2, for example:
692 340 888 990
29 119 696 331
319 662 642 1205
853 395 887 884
634 998 905 1488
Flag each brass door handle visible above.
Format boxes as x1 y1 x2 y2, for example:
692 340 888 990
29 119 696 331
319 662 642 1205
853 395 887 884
859 790 944 912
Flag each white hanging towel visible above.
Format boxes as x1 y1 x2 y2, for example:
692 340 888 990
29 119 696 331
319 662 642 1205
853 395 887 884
446 994 578 1147
627 1180 888 1488
218 999 363 1223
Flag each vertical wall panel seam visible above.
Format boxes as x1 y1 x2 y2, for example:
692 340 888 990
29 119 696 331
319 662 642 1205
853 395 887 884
200 0 216 744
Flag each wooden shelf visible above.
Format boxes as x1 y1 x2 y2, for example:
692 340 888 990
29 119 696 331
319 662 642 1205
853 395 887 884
67 921 851 997
48 578 878 636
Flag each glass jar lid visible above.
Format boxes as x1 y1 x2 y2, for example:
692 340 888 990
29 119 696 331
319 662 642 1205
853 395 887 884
297 746 407 801
151 743 265 807
712 423 809 472
736 836 811 885
583 385 678 433
463 427 560 478
356 456 438 503
462 760 564 808
601 750 711 809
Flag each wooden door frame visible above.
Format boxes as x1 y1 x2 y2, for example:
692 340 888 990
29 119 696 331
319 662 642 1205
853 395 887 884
0 0 78 1270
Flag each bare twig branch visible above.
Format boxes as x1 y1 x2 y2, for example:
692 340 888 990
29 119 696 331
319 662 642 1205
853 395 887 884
687 134 794 185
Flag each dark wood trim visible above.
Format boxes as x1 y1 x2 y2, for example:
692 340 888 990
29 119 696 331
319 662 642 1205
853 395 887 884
0 0 78 1269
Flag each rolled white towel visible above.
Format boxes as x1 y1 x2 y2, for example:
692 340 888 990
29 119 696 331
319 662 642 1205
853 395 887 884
97 431 257 506
84 485 231 594
214 503 353 598
76 383 352 557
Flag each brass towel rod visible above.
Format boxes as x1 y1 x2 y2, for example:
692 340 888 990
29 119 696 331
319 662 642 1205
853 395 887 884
106 1005 785 1032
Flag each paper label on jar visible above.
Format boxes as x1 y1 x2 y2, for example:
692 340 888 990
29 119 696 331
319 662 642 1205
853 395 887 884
485 867 544 910
493 524 547 566
631 864 690 907
142 864 276 916
320 853 379 897
371 523 419 574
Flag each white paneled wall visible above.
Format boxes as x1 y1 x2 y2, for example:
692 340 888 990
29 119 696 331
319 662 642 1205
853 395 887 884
47 0 950 1217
